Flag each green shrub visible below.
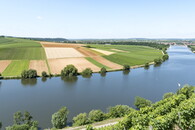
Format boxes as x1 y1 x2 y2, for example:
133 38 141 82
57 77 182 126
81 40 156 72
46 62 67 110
154 58 162 65
162 54 169 61
81 68 93 77
134 96 152 109
51 107 69 129
61 65 78 77
144 63 149 68
41 71 47 77
88 110 105 123
21 69 37 79
100 67 107 74
123 65 130 70
73 113 88 126
108 105 132 118
163 92 174 99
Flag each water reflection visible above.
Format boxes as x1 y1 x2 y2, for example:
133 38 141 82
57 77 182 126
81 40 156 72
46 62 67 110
123 70 130 75
100 73 106 77
41 77 47 82
21 78 37 86
61 76 78 83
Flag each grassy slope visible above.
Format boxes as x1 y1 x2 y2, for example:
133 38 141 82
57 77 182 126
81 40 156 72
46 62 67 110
85 57 110 69
0 37 46 60
89 45 163 66
2 60 29 76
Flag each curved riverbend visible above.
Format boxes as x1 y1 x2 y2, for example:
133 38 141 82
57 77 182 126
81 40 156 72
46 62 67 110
0 45 195 129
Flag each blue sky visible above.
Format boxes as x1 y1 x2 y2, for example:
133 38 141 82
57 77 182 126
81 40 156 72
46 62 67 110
1 0 195 39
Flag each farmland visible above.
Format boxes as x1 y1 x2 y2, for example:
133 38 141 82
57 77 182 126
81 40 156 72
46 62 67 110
88 45 163 66
0 37 164 77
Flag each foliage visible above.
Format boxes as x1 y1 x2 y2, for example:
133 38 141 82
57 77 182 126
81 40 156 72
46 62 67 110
163 92 174 99
100 67 107 74
0 122 2 129
72 113 88 126
154 58 162 65
108 105 132 118
81 68 93 77
86 125 94 130
123 65 130 70
21 69 37 79
144 63 149 68
162 54 169 61
134 96 152 109
51 107 69 129
6 111 38 130
41 71 47 77
61 65 78 77
88 110 105 123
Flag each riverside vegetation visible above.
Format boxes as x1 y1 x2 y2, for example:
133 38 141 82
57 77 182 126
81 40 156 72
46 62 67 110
0 85 194 129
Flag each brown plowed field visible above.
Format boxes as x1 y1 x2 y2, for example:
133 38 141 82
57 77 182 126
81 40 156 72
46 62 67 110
76 47 98 57
48 58 100 74
29 60 49 75
40 42 83 48
0 60 11 73
92 56 122 69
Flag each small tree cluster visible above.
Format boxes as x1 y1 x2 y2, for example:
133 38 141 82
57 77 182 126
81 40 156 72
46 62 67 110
162 54 169 61
123 65 130 70
51 107 69 129
99 67 107 74
154 58 162 65
21 69 37 79
134 96 152 109
108 105 132 118
81 68 93 77
144 63 149 68
6 111 38 130
41 71 48 77
61 65 78 77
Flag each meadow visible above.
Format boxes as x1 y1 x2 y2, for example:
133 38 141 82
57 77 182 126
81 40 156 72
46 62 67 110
88 45 163 66
0 37 46 60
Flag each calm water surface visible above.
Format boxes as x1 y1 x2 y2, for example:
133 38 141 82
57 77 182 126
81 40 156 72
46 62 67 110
0 45 195 129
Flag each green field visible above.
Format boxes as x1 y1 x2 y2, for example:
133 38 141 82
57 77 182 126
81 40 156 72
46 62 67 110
89 45 163 66
0 37 46 60
85 57 110 69
2 60 29 76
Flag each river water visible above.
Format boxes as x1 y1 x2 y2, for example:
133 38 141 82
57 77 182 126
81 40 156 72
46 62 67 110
0 45 195 129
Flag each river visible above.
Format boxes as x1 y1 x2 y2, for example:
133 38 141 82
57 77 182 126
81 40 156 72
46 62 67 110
0 45 195 129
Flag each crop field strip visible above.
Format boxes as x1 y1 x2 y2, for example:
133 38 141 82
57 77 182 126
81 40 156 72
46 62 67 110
29 60 49 75
85 57 110 69
2 60 29 76
0 60 11 73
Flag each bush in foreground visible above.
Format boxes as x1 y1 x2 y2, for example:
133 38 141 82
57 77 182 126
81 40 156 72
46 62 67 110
61 65 78 77
163 92 174 99
6 111 38 130
21 69 37 79
73 113 88 126
123 65 130 70
88 110 105 123
108 105 132 118
134 96 152 109
51 107 69 129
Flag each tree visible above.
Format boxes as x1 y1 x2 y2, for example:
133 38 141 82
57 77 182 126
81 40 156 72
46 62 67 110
100 67 107 74
0 122 2 129
162 54 169 61
144 63 149 68
21 69 37 79
61 65 78 77
41 71 47 77
88 110 105 123
108 105 132 118
123 65 130 70
134 96 152 109
163 92 174 99
154 58 162 65
73 113 88 126
51 107 69 129
7 111 38 130
81 68 93 77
